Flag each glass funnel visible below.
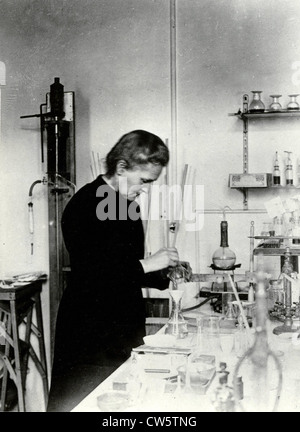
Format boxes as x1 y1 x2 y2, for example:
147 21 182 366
269 95 282 111
165 290 188 339
249 91 265 113
287 94 300 110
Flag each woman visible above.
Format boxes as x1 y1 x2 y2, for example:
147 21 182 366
47 130 179 411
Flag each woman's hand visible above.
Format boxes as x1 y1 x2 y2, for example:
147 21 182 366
140 247 179 273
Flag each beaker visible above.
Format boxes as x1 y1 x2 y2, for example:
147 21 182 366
165 290 188 339
249 91 265 112
201 315 221 352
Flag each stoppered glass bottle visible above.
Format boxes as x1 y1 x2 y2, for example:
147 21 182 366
273 151 281 186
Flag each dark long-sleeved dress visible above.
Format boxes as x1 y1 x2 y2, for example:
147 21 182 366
47 175 169 411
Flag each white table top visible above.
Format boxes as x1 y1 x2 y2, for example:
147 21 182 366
71 311 300 413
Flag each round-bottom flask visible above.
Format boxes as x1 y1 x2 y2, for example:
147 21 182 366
212 221 236 269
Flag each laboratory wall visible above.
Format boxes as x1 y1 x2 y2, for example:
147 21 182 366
0 0 300 410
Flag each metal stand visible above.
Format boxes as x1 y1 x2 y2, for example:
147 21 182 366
273 248 299 335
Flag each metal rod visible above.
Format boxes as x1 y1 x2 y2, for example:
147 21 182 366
196 209 267 214
170 0 177 186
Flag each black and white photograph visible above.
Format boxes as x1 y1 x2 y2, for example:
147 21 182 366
0 0 300 417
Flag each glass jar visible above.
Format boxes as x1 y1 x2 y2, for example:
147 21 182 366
287 94 300 110
249 91 265 113
269 95 282 111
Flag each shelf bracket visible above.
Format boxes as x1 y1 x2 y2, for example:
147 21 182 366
242 94 249 209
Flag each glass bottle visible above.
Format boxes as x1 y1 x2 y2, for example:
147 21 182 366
274 216 283 236
212 221 236 269
284 151 294 185
272 151 281 186
232 282 282 412
269 95 282 111
287 94 300 110
249 91 265 113
292 217 300 245
212 363 235 412
50 77 65 118
165 290 188 339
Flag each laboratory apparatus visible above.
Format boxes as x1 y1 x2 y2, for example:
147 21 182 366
233 282 282 412
21 78 76 357
212 220 236 269
273 247 299 335
287 94 300 110
272 151 281 186
269 95 282 111
165 290 188 339
186 348 216 395
248 91 265 112
284 151 294 185
167 261 193 289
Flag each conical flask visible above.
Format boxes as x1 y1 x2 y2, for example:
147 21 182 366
232 282 282 412
212 221 236 269
165 290 188 339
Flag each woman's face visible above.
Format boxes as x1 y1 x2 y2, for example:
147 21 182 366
118 163 163 201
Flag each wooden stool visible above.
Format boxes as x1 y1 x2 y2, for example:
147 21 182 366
0 280 48 412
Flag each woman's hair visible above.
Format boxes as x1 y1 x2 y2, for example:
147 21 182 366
105 130 169 177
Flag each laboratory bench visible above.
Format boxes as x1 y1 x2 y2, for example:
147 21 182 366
70 305 300 413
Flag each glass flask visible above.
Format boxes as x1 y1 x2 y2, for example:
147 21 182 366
165 290 188 339
212 221 236 269
167 261 192 289
232 282 282 412
287 94 300 110
269 95 282 111
249 91 265 113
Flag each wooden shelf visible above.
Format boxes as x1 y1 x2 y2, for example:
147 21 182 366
229 110 300 119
